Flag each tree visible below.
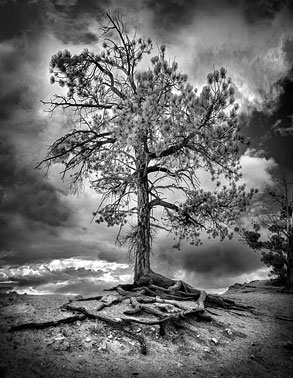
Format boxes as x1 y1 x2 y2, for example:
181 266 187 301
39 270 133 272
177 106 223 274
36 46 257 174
7 13 257 353
237 174 293 292
39 13 254 292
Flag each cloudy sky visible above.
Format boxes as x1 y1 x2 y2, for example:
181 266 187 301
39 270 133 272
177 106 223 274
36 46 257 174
0 0 293 295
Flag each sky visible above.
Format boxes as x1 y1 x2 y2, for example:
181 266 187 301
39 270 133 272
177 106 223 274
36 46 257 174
0 0 293 295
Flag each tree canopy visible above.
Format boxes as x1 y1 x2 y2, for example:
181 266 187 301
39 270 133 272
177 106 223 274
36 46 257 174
39 14 255 283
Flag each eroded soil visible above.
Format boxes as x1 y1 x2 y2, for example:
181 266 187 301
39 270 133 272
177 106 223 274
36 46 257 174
0 280 292 377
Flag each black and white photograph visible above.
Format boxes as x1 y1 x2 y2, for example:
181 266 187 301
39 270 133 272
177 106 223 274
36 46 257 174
0 0 293 377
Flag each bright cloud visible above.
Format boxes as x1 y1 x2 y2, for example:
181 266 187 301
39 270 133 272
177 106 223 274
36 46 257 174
240 149 277 190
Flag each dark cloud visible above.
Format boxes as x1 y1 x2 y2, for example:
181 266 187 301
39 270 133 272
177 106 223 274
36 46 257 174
144 0 199 33
242 68 293 166
152 237 264 289
0 0 103 45
181 243 262 276
0 166 71 228
144 0 293 37
242 0 287 23
46 0 104 45
0 29 75 262
53 0 106 19
0 0 43 41
0 24 97 268
0 216 127 266
284 39 293 64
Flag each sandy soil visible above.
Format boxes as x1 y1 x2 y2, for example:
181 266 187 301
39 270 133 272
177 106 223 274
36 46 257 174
0 280 292 378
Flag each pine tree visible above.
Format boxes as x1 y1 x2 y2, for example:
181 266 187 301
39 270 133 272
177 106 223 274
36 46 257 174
39 13 254 288
237 174 293 292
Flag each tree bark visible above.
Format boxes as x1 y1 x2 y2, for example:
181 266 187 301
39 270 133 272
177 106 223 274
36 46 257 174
134 158 151 284
287 235 293 292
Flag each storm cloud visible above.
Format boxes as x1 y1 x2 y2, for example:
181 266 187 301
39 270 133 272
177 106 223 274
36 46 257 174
0 0 292 293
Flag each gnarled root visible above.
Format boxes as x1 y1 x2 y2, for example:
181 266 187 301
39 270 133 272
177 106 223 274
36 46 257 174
8 271 254 355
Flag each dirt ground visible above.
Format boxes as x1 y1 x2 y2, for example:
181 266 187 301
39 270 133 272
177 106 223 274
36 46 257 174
0 280 292 378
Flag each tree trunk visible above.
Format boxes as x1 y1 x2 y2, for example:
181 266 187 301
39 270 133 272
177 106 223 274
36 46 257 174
134 160 151 284
287 236 293 292
132 152 175 289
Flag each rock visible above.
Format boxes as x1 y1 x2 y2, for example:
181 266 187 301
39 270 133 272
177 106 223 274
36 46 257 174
204 347 212 353
283 341 293 350
62 341 71 351
62 328 72 337
54 335 65 341
98 344 107 351
74 295 84 300
210 338 219 345
101 294 117 303
52 340 70 351
155 303 178 313
85 337 92 343
224 328 233 336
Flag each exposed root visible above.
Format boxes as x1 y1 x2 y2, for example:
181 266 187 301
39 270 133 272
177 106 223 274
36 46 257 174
60 302 148 355
9 314 86 332
275 315 293 322
8 273 255 355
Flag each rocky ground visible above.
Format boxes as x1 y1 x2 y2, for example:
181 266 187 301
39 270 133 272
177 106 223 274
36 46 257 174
0 280 292 378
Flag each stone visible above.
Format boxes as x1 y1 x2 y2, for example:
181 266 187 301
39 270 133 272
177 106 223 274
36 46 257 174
224 328 233 336
52 340 70 351
98 344 107 351
62 341 70 351
54 335 65 341
210 338 219 345
74 295 84 300
62 328 72 337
